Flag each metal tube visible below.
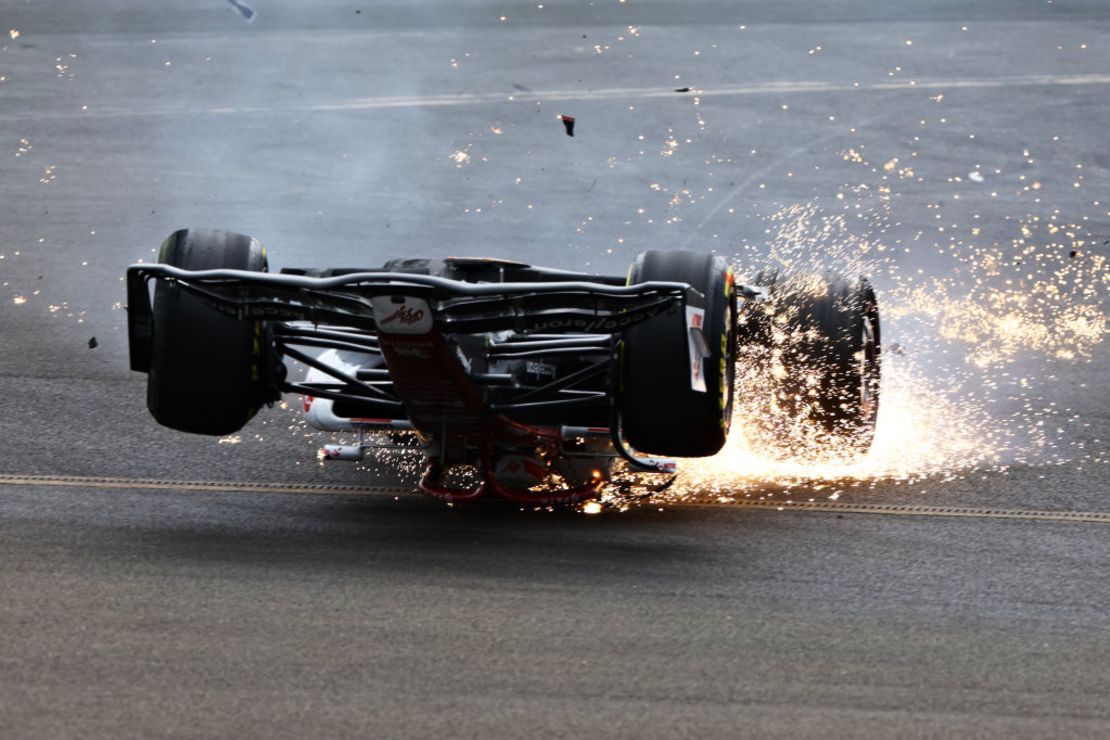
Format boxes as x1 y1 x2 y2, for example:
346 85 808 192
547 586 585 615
128 264 701 302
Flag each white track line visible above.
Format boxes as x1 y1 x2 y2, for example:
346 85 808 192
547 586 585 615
7 73 1110 122
2 473 1109 523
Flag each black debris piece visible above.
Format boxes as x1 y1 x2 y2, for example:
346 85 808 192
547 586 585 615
560 115 575 137
88 337 98 349
1070 250 1079 258
226 0 255 21
674 86 691 93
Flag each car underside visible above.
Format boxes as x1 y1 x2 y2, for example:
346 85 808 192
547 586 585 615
127 229 881 505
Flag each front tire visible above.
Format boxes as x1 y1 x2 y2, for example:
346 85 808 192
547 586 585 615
147 228 277 435
619 250 736 457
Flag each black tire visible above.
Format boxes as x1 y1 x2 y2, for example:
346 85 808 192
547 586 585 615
739 269 880 461
147 228 276 435
620 250 736 457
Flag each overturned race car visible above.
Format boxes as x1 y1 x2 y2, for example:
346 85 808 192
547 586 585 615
127 229 880 505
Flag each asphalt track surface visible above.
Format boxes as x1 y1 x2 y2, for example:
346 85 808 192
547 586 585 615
2 1 1109 737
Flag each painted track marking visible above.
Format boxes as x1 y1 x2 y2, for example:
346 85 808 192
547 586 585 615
3 473 1109 524
5 73 1110 122
0 473 397 497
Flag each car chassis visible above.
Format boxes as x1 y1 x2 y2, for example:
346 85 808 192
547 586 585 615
127 256 764 505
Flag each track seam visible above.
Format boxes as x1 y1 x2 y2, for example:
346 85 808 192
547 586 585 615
2 473 1108 523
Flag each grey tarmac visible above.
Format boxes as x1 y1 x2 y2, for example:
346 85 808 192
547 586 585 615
1 1 1108 737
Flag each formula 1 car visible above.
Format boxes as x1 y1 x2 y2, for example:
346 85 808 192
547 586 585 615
127 229 880 504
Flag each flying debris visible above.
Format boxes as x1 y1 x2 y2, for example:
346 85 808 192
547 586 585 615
225 0 255 22
559 114 575 137
88 337 98 349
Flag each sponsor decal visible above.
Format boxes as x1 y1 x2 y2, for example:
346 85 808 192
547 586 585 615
199 296 303 321
371 295 433 334
686 305 707 393
380 305 425 327
526 304 668 333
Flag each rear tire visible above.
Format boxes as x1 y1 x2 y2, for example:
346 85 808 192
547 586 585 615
620 250 736 457
147 228 277 435
739 270 880 461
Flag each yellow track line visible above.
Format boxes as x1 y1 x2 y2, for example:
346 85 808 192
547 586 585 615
671 498 1110 524
2 473 1108 524
0 473 399 497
